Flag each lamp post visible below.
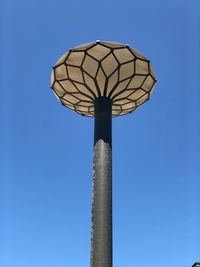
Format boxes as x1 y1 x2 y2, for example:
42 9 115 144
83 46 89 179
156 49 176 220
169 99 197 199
192 263 200 267
51 41 156 267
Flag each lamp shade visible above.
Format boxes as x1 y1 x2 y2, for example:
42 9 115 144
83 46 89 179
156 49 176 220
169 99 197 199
51 41 156 117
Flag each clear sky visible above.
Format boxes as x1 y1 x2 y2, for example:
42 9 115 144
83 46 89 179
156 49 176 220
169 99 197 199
1 0 200 266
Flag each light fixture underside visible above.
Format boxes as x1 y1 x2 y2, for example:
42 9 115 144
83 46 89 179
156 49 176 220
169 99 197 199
51 41 156 117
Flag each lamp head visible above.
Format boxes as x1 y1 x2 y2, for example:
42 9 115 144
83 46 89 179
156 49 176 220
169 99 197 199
51 41 156 117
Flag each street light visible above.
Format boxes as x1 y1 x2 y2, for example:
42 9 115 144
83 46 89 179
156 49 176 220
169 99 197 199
192 263 200 267
51 41 156 267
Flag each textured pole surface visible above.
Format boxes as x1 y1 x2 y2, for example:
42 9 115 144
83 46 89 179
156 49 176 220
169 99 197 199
90 97 112 267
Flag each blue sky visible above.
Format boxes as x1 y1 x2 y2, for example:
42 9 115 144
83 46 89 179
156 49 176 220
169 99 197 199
1 0 199 266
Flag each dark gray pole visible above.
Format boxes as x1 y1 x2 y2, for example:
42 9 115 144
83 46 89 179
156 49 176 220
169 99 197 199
90 97 112 267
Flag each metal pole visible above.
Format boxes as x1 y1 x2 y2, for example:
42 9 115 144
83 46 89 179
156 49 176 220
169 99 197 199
90 97 112 267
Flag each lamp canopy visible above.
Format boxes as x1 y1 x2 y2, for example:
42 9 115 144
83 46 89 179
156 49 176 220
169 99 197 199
51 41 156 117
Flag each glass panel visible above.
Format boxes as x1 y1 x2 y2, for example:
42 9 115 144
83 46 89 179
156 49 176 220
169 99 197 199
119 62 134 81
125 108 134 113
142 76 154 92
112 110 121 117
128 89 146 101
129 47 146 60
113 48 134 63
55 52 68 66
96 67 106 96
150 65 156 79
67 66 83 83
113 89 135 100
53 82 66 97
73 82 95 99
136 94 149 106
112 105 121 111
83 73 98 97
149 86 155 96
88 44 111 60
73 42 95 51
72 93 92 101
75 106 89 112
111 78 131 97
78 101 93 107
101 53 118 77
106 69 119 97
113 99 131 105
77 112 90 116
53 91 61 101
66 51 85 66
127 75 146 89
63 94 79 104
135 59 149 75
55 64 68 80
100 41 125 48
61 98 74 108
119 109 134 115
82 55 98 77
121 102 136 110
59 80 78 92
51 70 55 86
89 109 94 116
